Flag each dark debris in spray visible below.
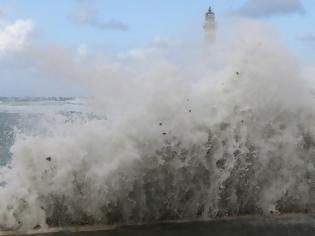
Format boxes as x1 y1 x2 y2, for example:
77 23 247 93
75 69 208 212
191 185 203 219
3 110 315 230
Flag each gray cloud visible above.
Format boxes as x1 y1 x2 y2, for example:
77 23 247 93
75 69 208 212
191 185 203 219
0 6 7 17
238 0 305 18
72 16 129 31
297 33 315 42
70 0 129 31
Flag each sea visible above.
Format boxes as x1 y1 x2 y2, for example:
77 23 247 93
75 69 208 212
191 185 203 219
0 97 85 166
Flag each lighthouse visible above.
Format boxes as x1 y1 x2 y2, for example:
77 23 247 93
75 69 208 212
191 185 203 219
204 7 216 43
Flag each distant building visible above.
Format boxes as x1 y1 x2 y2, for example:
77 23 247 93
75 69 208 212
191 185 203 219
204 7 216 43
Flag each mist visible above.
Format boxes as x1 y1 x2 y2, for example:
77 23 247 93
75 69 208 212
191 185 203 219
0 17 315 230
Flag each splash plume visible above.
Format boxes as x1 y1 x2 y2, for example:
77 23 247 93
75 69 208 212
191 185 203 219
0 19 315 230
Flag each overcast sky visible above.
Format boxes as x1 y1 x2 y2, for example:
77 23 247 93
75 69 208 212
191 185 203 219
0 0 314 96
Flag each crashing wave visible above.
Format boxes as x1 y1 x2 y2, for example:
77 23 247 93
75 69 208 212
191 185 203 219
0 20 315 230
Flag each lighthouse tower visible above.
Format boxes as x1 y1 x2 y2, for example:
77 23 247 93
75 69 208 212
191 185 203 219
203 7 216 43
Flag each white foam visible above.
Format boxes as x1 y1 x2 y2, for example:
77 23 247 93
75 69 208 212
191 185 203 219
0 19 315 230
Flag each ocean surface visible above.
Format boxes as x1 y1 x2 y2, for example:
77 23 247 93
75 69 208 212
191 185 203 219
0 97 85 166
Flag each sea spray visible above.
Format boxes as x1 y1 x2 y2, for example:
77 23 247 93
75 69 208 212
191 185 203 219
1 19 315 230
